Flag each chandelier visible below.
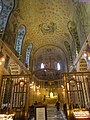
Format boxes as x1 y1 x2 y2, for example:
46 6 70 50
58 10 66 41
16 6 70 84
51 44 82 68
83 40 90 61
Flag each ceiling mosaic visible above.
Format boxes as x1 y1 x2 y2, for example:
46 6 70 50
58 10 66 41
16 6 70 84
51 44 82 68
39 22 57 35
2 0 90 72
9 0 75 52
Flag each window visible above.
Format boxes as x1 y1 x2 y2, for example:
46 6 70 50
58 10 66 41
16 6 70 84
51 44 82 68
0 0 14 33
15 25 26 56
41 63 44 69
57 62 61 70
25 43 32 66
0 0 2 13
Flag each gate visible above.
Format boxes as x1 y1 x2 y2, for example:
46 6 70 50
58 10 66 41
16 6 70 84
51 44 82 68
63 72 90 119
0 75 30 118
0 72 90 118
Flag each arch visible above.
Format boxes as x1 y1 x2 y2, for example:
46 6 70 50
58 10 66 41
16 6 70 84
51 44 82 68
32 45 68 72
15 24 26 56
33 44 66 56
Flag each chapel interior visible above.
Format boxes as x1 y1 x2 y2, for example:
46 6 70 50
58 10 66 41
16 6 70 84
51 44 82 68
0 0 90 120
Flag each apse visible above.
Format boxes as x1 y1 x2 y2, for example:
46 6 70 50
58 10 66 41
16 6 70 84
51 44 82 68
32 45 68 80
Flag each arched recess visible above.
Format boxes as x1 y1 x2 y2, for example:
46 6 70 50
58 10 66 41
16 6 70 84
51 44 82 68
67 21 81 56
32 45 68 80
25 43 33 67
64 41 73 66
15 25 26 56
78 58 87 72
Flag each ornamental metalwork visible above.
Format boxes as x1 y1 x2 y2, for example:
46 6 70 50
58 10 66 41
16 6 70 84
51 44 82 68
39 22 57 35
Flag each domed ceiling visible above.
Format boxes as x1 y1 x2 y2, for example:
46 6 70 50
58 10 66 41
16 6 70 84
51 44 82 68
2 0 90 74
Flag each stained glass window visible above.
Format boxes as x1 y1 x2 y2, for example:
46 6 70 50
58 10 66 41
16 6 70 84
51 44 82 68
15 25 26 56
0 0 14 34
0 0 2 13
25 43 32 66
57 62 61 70
41 63 44 69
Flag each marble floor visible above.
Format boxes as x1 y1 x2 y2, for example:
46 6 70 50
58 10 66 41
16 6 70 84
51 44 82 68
31 105 67 120
47 106 67 120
